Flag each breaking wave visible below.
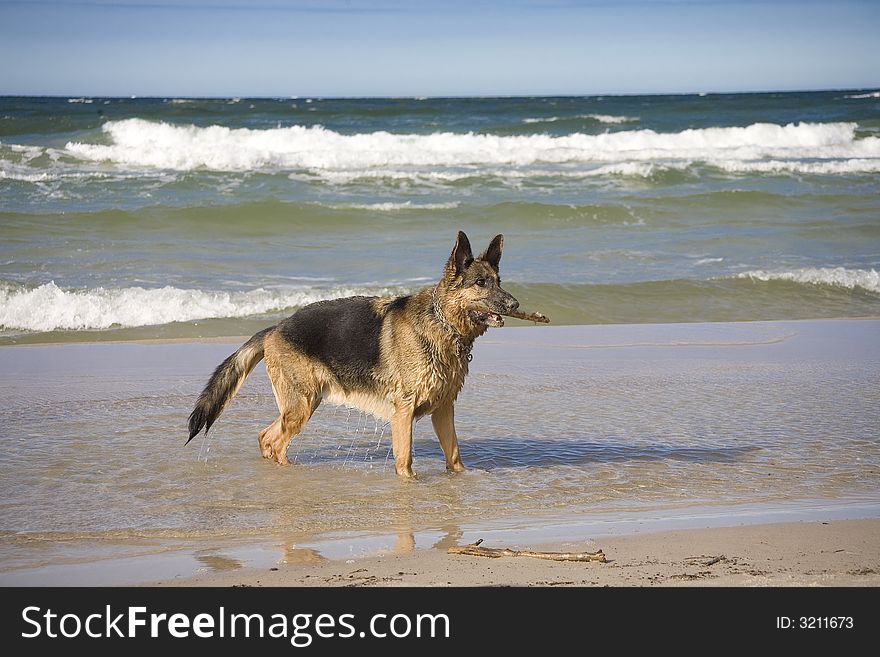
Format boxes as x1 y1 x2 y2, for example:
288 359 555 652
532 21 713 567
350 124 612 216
5 267 878 334
62 119 880 177
734 267 880 294
0 282 406 332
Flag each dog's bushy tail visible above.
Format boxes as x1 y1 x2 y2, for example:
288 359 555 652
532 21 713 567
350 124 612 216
186 327 272 445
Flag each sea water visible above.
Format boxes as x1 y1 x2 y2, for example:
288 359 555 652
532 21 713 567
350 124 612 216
1 91 879 342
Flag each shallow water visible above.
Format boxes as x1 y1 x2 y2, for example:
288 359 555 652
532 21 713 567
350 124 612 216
1 320 877 583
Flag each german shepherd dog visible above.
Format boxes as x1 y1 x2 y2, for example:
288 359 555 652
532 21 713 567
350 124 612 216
187 231 519 478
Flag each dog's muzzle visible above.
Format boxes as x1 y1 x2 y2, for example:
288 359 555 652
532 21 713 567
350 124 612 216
469 293 519 327
468 308 505 327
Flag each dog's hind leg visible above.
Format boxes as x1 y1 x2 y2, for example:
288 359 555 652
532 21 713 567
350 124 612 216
258 415 285 461
260 358 320 465
431 402 465 472
259 388 319 465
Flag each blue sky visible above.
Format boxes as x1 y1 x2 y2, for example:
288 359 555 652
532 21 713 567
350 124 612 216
1 0 877 96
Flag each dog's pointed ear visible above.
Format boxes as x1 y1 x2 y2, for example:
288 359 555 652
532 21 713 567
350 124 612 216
445 230 473 278
480 234 504 272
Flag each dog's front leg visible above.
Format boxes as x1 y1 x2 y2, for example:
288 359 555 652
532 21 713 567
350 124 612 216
431 402 465 472
391 399 416 479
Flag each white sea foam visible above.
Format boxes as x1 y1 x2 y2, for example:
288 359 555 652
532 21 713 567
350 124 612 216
0 282 405 332
844 91 880 99
522 114 638 124
586 162 664 177
7 143 46 158
62 119 880 178
290 163 663 184
0 167 54 182
292 162 675 184
0 160 157 183
586 113 639 124
323 201 460 211
714 158 880 175
735 267 880 294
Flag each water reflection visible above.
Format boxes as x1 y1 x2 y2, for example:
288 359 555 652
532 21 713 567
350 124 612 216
194 553 243 572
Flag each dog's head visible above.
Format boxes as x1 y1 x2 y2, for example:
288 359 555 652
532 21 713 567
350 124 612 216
439 231 519 335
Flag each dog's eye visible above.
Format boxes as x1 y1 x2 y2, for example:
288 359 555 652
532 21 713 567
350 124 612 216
474 278 487 287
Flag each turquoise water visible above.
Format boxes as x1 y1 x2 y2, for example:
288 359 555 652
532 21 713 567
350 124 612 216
1 91 879 341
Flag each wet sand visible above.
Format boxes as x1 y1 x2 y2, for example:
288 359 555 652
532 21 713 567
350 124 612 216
151 518 880 587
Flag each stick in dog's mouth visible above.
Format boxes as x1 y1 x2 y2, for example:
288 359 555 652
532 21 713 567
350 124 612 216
502 309 550 324
470 308 550 327
469 309 506 326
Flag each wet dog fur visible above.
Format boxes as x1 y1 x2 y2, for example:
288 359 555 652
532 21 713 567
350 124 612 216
187 231 519 478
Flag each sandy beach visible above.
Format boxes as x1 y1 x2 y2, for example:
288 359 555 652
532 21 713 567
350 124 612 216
151 519 880 587
1 319 878 587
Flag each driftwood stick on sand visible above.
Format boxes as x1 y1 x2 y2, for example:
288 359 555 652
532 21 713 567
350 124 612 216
448 539 606 563
503 310 550 324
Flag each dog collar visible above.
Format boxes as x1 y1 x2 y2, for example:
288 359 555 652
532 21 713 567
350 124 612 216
431 286 473 362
